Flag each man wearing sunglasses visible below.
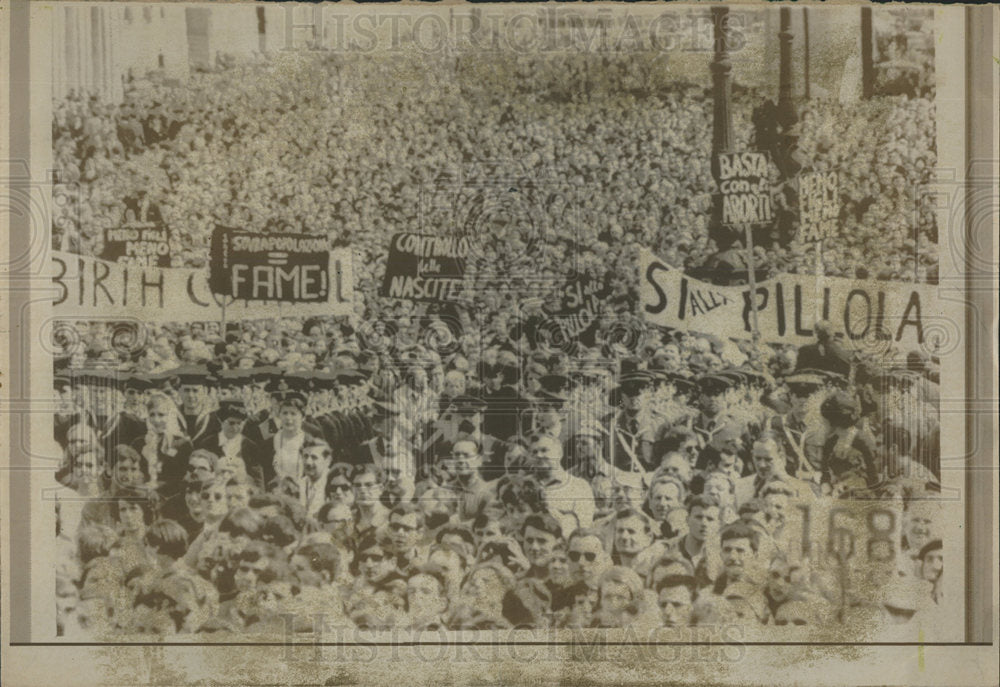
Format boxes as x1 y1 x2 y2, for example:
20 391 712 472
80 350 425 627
352 464 389 532
387 503 428 576
566 528 611 589
182 478 230 570
317 502 355 549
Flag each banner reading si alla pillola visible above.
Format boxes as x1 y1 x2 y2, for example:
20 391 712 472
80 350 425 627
640 249 940 351
715 151 773 226
52 251 353 323
210 228 331 302
381 233 470 302
799 171 839 242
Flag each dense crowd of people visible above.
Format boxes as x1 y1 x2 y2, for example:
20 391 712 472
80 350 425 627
52 46 939 300
54 310 944 637
51 26 945 639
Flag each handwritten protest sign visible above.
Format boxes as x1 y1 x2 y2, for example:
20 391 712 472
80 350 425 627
102 223 171 267
714 151 774 227
799 171 839 242
381 233 470 302
210 228 332 302
535 275 614 351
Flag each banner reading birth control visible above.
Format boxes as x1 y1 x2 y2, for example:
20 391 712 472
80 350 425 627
640 248 942 351
52 250 354 322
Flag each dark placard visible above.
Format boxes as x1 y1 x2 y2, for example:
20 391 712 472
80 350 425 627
103 222 171 267
210 227 330 302
714 151 774 227
381 233 470 302
799 171 840 242
534 274 613 352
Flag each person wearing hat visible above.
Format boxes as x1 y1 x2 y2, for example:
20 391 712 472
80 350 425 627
173 368 221 445
97 375 149 459
241 371 287 445
54 373 92 450
819 391 880 494
433 395 502 473
354 397 403 470
767 370 829 479
195 400 265 491
692 371 739 439
605 370 657 474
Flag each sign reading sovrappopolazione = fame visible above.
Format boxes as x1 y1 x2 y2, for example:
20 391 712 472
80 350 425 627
210 227 332 301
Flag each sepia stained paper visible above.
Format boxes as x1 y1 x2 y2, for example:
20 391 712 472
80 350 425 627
2 2 997 686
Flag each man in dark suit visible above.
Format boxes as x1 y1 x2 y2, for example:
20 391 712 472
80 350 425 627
99 374 149 459
795 320 851 378
174 368 221 445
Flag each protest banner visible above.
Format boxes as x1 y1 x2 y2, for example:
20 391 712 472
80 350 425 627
640 249 940 351
714 151 774 227
52 250 353 323
102 222 171 268
209 228 332 302
799 171 839 242
381 232 470 302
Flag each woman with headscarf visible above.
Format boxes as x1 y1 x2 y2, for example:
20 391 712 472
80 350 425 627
131 392 193 502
